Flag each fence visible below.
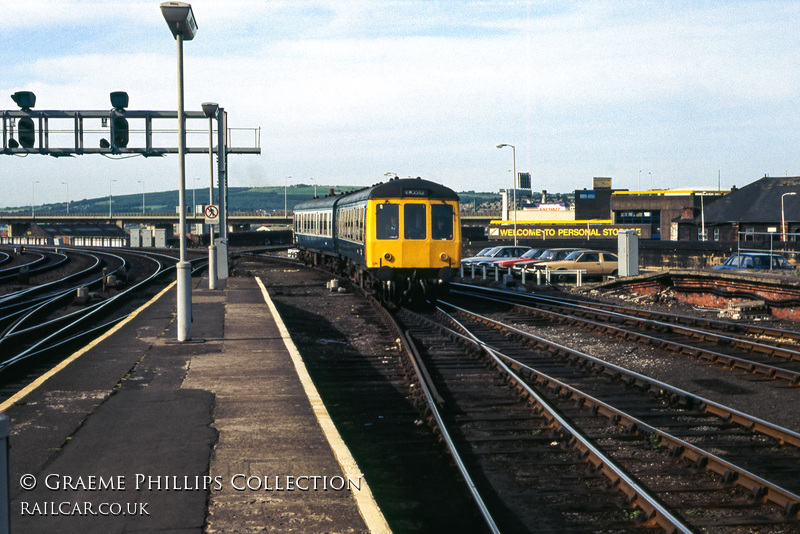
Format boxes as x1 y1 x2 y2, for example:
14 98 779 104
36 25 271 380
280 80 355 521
459 263 588 286
737 231 800 256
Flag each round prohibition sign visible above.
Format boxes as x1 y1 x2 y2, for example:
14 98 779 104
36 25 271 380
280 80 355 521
204 204 220 224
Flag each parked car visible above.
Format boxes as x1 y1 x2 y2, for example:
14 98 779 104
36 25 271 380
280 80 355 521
535 250 619 282
492 248 547 268
512 248 587 272
713 253 796 271
461 246 532 267
460 247 498 266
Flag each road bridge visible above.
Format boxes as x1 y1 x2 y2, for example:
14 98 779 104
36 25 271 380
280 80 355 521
0 213 496 234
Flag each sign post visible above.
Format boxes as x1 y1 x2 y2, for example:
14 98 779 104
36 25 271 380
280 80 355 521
204 205 220 289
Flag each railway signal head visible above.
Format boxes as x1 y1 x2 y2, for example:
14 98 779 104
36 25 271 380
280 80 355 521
108 91 129 150
112 115 129 149
10 91 37 149
17 117 35 149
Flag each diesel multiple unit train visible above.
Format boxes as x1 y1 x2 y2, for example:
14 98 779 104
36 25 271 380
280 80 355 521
292 177 461 303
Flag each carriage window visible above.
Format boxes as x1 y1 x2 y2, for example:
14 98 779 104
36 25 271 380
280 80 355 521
404 204 426 240
376 203 399 240
432 204 454 240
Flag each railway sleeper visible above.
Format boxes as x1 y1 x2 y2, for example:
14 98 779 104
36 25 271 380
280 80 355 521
699 351 719 362
784 501 800 518
722 469 739 485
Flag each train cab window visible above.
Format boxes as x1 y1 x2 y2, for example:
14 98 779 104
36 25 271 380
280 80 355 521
432 204 454 240
404 204 427 240
376 203 399 240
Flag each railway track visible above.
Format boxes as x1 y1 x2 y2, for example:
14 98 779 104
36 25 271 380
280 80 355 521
450 283 800 386
0 246 207 393
390 299 800 532
0 248 71 284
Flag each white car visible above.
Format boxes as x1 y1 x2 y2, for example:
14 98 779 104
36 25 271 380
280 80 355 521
462 246 533 267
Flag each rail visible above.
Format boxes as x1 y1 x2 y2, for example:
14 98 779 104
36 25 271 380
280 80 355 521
435 303 696 533
376 302 501 533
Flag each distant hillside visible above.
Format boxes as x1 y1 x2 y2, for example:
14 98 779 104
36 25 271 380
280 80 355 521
0 185 356 215
0 185 573 215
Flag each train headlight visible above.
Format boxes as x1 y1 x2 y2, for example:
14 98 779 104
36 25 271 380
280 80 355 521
384 252 393 261
439 253 449 261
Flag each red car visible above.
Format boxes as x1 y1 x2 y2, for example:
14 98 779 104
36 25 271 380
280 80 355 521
511 248 587 272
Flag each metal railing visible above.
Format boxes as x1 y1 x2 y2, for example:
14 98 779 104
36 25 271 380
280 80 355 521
459 263 588 286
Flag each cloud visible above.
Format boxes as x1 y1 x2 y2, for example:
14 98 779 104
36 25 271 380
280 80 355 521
3 0 800 208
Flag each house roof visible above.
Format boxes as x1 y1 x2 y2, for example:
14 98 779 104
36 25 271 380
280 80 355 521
702 176 800 224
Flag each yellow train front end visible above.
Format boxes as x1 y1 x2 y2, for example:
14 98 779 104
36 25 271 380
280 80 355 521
363 182 461 304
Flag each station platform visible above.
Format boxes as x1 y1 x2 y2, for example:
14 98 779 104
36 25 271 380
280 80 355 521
1 276 390 533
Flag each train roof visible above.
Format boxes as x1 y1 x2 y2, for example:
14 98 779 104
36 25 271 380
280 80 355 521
293 195 340 210
294 178 459 211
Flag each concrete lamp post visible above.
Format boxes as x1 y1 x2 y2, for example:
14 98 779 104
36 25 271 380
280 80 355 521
137 180 145 214
161 1 198 342
496 144 517 246
781 192 796 243
62 181 70 214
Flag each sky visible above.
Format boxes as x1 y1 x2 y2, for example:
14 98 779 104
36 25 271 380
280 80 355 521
2 0 800 208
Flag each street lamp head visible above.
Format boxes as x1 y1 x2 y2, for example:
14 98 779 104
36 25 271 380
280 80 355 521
496 144 507 149
160 2 197 40
202 102 219 118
